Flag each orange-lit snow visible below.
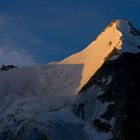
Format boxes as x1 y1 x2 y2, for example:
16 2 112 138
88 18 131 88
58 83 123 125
1 19 140 98
58 20 122 91
0 19 140 140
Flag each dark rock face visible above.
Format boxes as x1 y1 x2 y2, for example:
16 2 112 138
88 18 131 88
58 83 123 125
73 53 140 140
0 65 18 72
93 119 112 133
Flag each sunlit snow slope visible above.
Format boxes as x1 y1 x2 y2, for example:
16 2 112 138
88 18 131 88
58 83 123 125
0 19 140 97
59 19 140 89
0 19 140 140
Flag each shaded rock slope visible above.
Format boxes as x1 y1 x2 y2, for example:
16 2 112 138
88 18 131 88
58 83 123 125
73 52 140 140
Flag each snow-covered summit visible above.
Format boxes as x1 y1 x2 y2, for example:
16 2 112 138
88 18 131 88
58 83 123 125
115 19 131 33
0 19 140 140
59 19 140 89
0 19 140 98
112 19 140 53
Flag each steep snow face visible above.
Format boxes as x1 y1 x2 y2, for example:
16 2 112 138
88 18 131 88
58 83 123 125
59 20 122 89
0 19 140 98
0 63 83 97
0 19 140 140
0 19 123 98
58 19 140 90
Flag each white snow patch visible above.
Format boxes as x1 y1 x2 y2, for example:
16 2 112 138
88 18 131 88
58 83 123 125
97 76 112 85
115 19 140 53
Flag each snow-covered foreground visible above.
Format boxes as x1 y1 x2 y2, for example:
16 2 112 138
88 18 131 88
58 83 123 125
0 19 140 140
0 93 112 140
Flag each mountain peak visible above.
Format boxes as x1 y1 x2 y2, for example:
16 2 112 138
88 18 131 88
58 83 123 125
114 19 131 33
107 19 131 34
59 19 140 89
114 19 129 24
0 19 140 140
113 19 140 53
0 19 139 99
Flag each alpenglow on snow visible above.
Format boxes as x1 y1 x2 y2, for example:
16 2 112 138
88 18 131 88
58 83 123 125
0 19 140 140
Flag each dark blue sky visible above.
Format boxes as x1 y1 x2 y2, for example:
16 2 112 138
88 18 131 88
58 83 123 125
0 0 139 66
